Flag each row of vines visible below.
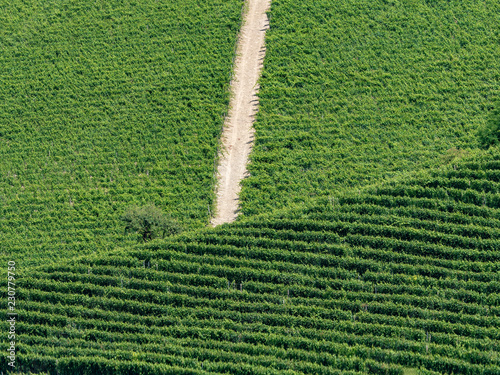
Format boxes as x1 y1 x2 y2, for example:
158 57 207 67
2 154 500 374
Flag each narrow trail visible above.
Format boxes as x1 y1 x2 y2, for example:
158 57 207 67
210 0 271 226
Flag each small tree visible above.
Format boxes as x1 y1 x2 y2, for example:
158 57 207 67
121 204 181 242
479 102 500 148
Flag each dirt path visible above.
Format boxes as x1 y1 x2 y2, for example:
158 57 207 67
210 0 270 226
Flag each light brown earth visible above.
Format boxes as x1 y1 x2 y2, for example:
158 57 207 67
210 0 271 226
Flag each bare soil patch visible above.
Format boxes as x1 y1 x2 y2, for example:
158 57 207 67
210 0 271 226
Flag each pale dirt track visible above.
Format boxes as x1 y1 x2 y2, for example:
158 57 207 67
210 0 270 226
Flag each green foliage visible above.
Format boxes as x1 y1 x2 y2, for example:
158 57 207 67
0 0 243 267
7 151 500 374
240 0 500 216
440 147 469 166
121 205 182 242
479 102 500 148
4 0 500 373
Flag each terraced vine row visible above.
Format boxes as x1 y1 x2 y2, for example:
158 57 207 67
3 153 500 374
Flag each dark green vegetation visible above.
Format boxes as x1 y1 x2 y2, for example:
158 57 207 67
0 0 242 266
240 0 500 216
5 151 500 374
121 204 182 242
479 101 500 148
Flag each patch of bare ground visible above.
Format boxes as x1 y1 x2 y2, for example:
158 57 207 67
210 0 271 226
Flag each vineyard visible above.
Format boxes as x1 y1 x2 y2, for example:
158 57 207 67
2 0 500 373
0 0 243 267
240 0 500 216
2 151 500 374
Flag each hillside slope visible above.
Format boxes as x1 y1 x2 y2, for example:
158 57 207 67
240 0 500 216
5 149 500 374
0 0 243 267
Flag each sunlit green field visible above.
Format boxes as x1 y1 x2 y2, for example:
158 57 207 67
2 0 500 373
0 0 242 266
240 0 500 215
